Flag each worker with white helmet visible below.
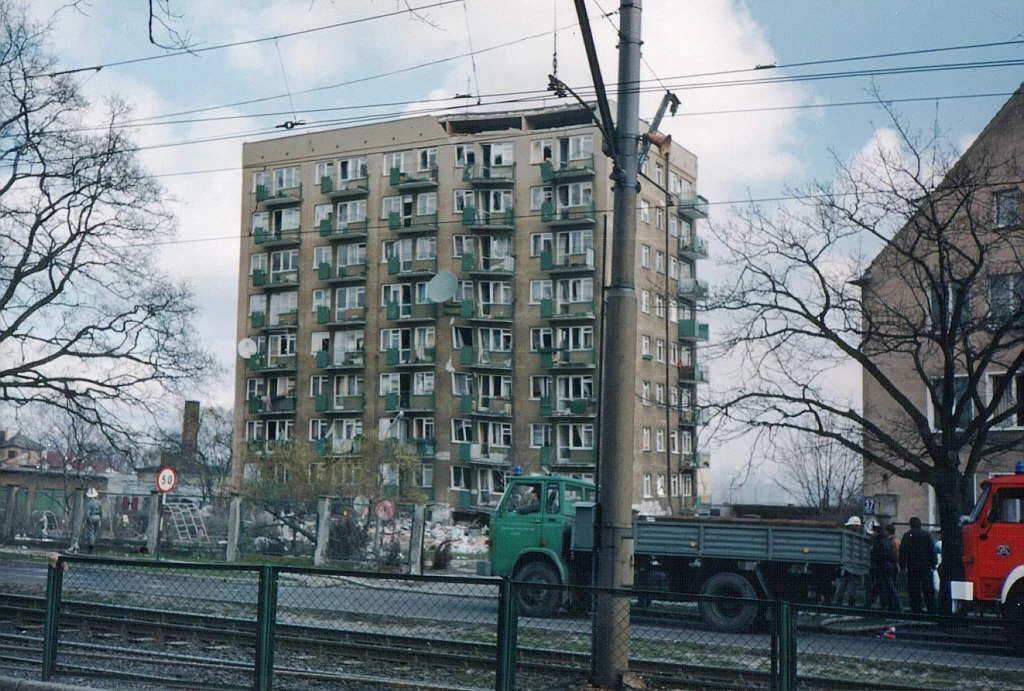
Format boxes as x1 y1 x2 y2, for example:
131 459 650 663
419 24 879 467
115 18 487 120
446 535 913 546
834 516 863 607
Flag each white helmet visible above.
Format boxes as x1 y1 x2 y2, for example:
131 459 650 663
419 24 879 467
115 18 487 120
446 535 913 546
844 516 861 527
86 488 99 498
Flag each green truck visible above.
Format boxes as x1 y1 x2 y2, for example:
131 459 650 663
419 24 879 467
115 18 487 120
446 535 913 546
482 475 871 631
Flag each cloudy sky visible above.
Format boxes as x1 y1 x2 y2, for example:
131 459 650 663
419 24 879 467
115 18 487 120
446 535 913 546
24 0 1024 501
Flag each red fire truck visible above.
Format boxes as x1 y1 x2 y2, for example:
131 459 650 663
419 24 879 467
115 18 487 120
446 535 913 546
952 463 1024 633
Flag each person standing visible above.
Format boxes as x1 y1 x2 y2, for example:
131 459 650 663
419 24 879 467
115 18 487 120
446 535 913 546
867 523 901 611
84 488 102 554
834 516 863 607
899 517 938 614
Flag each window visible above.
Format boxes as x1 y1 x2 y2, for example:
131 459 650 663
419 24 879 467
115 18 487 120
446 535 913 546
994 189 1021 228
655 339 665 363
557 325 593 351
641 290 650 313
309 419 330 441
655 250 664 274
654 162 664 186
531 139 553 163
928 281 970 332
530 424 552 448
337 199 366 223
385 150 413 175
273 166 300 191
656 470 666 494
562 134 593 162
640 245 650 268
639 199 650 224
642 473 652 497
486 142 514 166
339 157 368 180
530 186 552 211
416 192 437 216
454 189 473 213
641 335 651 357
989 372 1024 428
988 274 1024 323
928 374 973 430
530 327 553 351
531 233 552 257
454 145 475 168
655 207 664 230
450 465 471 489
418 147 437 171
252 170 269 193
452 418 473 443
655 296 664 319
641 381 650 406
655 383 664 405
670 431 679 455
530 280 553 304
530 375 552 399
453 235 474 257
556 182 592 208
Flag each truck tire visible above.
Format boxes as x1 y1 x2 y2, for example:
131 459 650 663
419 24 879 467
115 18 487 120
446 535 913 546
1006 588 1024 641
515 562 561 617
699 571 759 632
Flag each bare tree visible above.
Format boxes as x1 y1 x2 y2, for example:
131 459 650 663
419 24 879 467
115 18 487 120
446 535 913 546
709 94 1024 606
768 426 863 518
0 3 215 459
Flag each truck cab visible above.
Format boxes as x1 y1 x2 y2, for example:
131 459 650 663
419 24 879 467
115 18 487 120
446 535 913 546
486 475 595 615
955 467 1024 622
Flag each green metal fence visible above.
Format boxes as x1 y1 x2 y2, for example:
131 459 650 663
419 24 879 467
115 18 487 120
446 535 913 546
25 554 1024 691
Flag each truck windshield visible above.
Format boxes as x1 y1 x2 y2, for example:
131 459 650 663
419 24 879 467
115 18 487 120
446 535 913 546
966 485 991 523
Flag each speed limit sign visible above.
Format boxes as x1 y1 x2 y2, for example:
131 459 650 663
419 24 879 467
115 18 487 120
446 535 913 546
156 466 178 494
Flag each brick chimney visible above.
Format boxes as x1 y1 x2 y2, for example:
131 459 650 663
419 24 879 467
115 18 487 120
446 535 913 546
181 400 200 454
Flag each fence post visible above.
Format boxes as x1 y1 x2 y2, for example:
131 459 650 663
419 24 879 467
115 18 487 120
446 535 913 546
409 504 425 575
42 552 64 680
145 491 161 557
255 564 278 691
495 577 517 691
777 601 796 691
68 488 85 552
314 495 333 566
2 485 19 542
225 494 242 562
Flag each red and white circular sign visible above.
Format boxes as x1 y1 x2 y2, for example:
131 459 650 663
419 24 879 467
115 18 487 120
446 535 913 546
374 499 395 521
156 466 178 493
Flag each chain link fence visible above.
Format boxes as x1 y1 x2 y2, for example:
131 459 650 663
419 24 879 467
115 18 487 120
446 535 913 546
25 554 1024 690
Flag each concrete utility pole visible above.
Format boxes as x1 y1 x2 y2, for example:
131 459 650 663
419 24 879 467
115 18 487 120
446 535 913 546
594 0 643 685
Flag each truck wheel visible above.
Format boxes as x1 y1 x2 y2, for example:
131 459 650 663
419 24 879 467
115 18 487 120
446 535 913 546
515 562 561 617
699 572 759 632
1006 589 1024 641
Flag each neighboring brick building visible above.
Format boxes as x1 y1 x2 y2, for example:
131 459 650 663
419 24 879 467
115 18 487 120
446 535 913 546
231 103 712 516
861 85 1024 526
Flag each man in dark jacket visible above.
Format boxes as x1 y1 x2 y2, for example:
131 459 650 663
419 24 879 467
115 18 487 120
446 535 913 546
899 517 938 613
867 523 901 611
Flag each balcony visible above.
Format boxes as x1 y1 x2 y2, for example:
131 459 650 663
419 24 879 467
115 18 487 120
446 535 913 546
314 437 363 457
256 183 302 207
389 211 439 233
541 201 596 227
464 253 514 275
459 347 512 369
539 348 596 369
247 354 297 373
539 446 596 467
314 393 365 414
540 298 595 320
318 262 368 284
247 395 297 415
677 278 709 300
462 162 515 186
474 396 513 417
319 217 369 241
385 301 438 322
385 391 436 413
460 300 514 321
540 155 596 182
320 176 368 199
253 227 301 248
316 305 367 325
461 206 515 230
385 346 436 366
263 310 298 329
540 396 596 417
676 194 709 221
387 255 437 278
390 166 438 190
453 442 510 465
678 407 706 426
678 234 709 259
252 269 299 290
678 319 709 341
678 364 710 384
315 349 365 370
540 249 595 273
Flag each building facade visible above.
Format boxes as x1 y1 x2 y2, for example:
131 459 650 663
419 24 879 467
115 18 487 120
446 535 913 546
861 86 1024 526
231 104 711 516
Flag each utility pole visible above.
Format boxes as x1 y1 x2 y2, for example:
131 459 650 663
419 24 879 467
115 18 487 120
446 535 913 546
593 0 643 686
